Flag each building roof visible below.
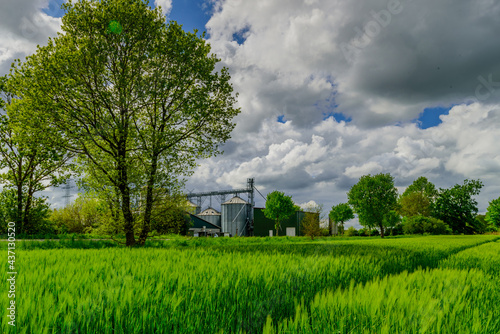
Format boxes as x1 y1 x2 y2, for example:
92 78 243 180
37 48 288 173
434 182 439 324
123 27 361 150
198 207 221 215
188 213 221 229
222 196 248 205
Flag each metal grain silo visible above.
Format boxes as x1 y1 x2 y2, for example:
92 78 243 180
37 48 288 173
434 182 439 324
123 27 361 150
222 196 250 236
197 207 221 227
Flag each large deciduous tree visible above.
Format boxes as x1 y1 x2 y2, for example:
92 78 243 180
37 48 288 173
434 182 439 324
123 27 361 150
432 179 483 234
263 191 295 237
329 203 354 235
9 0 240 245
347 173 398 238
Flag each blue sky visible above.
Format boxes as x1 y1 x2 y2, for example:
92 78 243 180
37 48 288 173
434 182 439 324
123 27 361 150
168 0 212 34
2 0 500 228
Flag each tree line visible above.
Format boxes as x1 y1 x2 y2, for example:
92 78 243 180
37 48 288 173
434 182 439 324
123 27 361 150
330 174 499 237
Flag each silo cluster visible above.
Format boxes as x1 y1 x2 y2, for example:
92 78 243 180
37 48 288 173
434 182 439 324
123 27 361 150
197 207 221 227
194 196 251 236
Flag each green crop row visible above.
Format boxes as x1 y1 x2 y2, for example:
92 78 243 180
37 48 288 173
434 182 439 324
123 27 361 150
264 268 500 334
1 235 498 333
266 237 500 334
439 239 500 276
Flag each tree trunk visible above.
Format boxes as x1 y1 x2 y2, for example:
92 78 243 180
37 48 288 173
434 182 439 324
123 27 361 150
138 154 158 246
16 183 23 234
120 184 136 246
117 134 135 246
22 192 32 234
380 224 385 238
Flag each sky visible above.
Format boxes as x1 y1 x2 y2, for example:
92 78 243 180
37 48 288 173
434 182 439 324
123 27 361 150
1 0 500 229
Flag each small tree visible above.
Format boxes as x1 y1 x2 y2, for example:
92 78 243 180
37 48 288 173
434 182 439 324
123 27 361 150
485 197 500 229
347 173 398 238
302 204 323 239
0 80 73 234
263 191 295 236
398 192 431 217
384 210 402 236
329 203 354 236
398 177 437 218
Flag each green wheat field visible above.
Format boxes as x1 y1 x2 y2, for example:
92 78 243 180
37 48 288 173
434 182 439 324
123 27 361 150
2 235 500 333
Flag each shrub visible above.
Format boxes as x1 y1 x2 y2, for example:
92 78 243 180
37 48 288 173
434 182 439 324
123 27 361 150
50 196 111 234
345 226 358 237
301 212 322 239
402 215 452 235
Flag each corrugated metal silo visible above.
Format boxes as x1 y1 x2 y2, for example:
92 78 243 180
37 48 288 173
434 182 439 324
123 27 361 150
197 207 221 227
222 196 250 236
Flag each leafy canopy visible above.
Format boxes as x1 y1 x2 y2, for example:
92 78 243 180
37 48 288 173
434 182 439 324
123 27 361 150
347 173 398 238
301 203 323 239
9 0 240 245
329 203 354 235
398 177 437 218
485 197 500 228
433 179 483 234
263 191 295 236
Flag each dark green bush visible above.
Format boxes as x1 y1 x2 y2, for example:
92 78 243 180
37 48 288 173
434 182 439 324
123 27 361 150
402 215 452 235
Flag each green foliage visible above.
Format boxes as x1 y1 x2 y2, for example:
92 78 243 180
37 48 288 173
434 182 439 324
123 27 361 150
50 196 112 234
345 226 358 236
264 191 296 236
485 197 500 228
329 203 354 235
149 195 192 235
0 188 54 235
347 173 398 238
402 176 438 199
402 215 452 235
473 214 497 234
398 177 437 218
9 0 239 246
383 210 402 236
0 75 6 110
0 83 72 234
358 227 380 236
433 179 483 234
398 191 431 217
320 228 330 237
301 204 322 239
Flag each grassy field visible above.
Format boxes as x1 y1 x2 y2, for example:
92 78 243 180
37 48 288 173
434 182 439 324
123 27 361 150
1 235 499 333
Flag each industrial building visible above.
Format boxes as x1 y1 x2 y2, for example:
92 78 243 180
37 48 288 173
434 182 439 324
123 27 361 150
187 179 312 237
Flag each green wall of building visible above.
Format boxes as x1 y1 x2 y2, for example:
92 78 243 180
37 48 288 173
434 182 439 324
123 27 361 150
253 208 306 236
